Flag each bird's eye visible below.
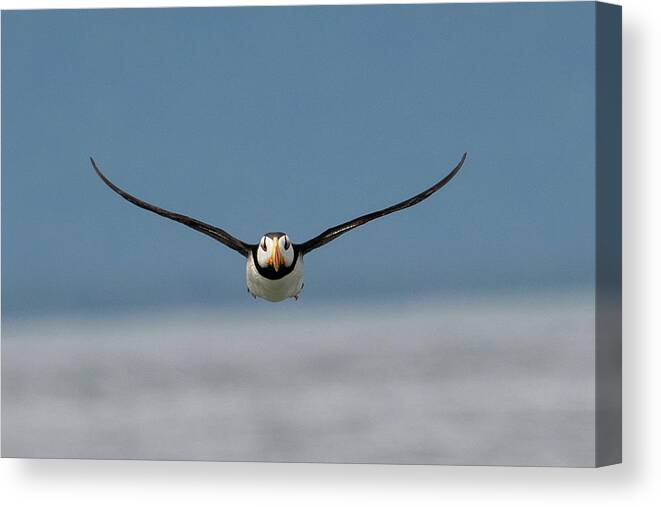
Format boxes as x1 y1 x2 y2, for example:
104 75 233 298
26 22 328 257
261 239 268 251
284 236 291 250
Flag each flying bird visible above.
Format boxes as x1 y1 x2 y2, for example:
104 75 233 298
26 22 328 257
90 153 466 302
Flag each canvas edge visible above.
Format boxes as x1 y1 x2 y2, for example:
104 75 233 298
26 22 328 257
594 1 622 468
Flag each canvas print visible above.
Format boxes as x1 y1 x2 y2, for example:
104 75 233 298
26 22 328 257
1 2 621 466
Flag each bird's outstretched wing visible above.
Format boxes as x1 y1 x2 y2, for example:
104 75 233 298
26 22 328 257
90 158 254 257
297 152 467 255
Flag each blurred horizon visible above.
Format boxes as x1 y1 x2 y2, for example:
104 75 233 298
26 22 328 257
3 290 596 465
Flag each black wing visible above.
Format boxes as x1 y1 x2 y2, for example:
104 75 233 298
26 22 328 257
298 152 467 255
90 157 254 257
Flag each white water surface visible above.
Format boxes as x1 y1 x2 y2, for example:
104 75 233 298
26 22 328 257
2 293 595 466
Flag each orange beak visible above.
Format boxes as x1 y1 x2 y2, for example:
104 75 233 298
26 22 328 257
268 242 284 272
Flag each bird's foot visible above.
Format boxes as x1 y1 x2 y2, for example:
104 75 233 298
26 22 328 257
292 283 304 301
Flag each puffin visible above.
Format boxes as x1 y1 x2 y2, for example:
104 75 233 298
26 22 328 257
90 153 466 302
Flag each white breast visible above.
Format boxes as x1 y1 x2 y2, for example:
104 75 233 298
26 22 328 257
246 254 304 302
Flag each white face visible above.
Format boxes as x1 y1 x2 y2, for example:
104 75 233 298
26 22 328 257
256 234 294 272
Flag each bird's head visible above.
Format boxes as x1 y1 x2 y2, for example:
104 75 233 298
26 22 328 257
256 232 295 273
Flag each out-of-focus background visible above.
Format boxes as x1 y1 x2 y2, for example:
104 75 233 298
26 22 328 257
2 3 596 465
3 294 595 466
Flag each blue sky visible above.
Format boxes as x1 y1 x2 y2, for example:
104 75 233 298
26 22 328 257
2 3 596 317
